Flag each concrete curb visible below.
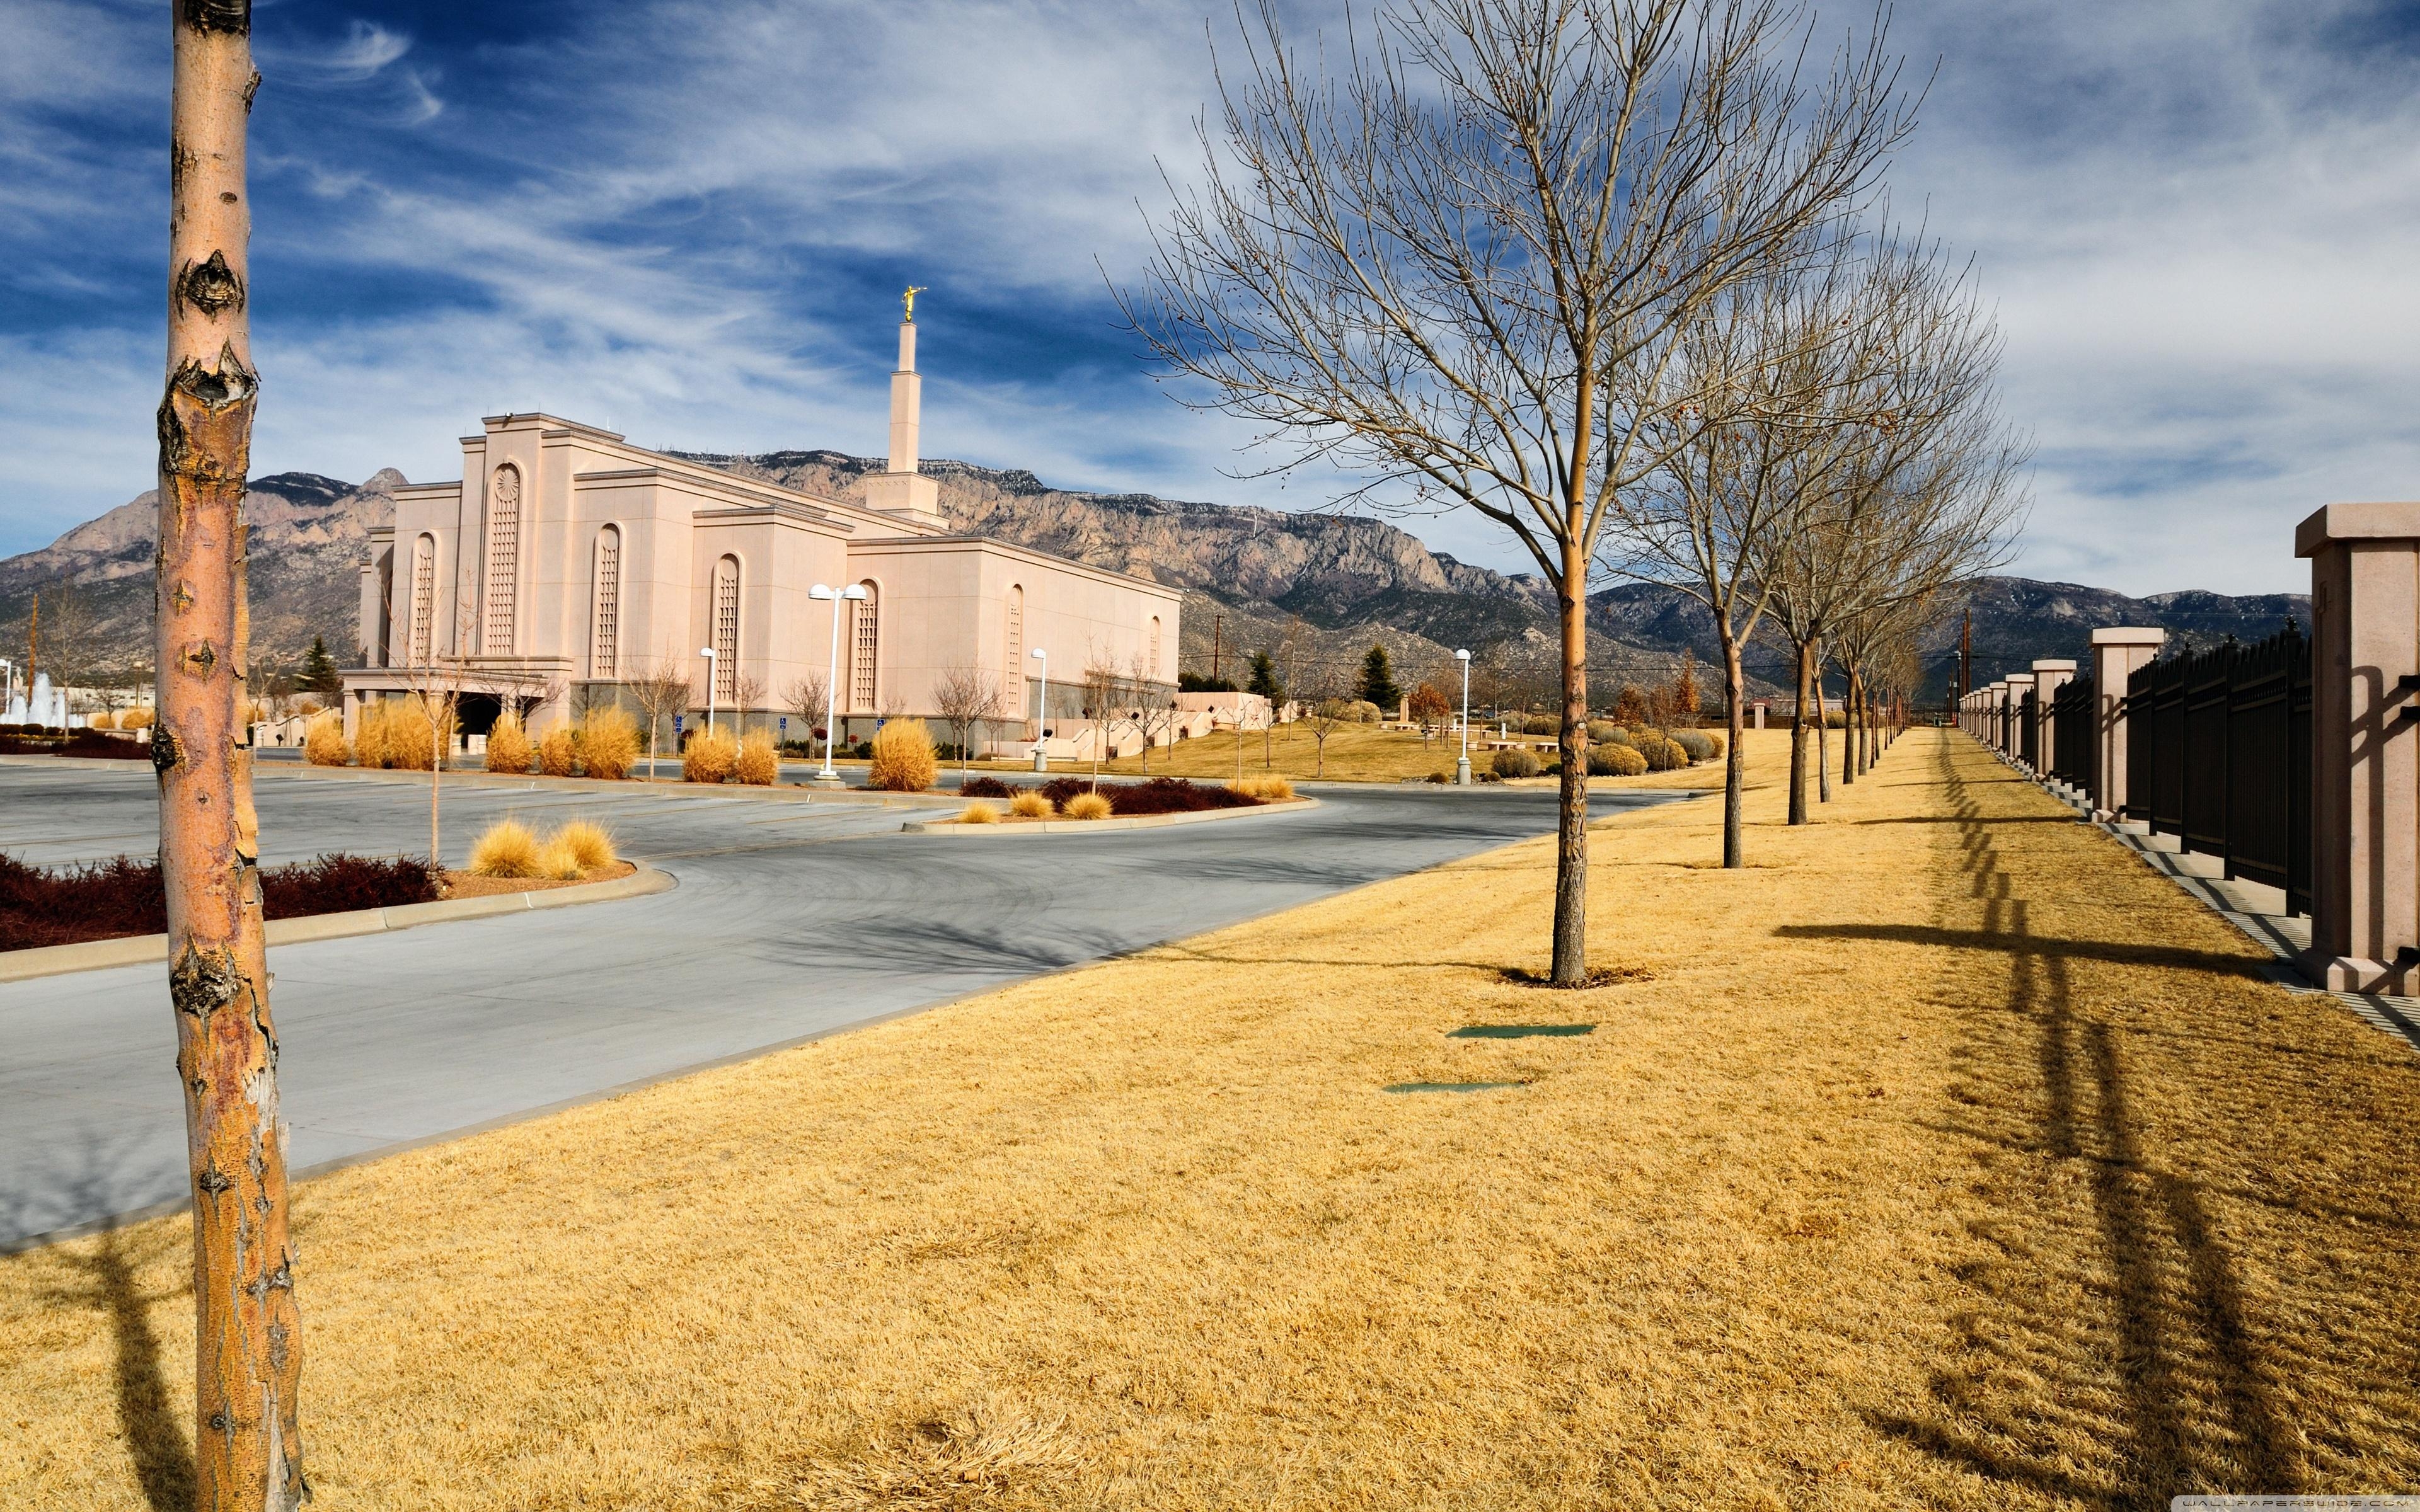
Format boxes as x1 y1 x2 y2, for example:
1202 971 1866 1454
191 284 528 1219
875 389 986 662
902 796 1321 835
0 864 677 984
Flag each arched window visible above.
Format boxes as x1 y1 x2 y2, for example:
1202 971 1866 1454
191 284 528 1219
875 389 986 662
485 463 521 653
1004 584 1024 716
408 534 436 665
712 555 740 703
1149 616 1162 679
851 580 880 711
590 526 621 679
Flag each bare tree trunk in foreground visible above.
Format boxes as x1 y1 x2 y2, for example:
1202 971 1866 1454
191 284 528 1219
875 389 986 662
157 2 305 1507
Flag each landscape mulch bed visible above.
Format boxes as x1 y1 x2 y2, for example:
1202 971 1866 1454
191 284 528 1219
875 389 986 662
437 860 637 899
0 851 442 952
960 774 1262 815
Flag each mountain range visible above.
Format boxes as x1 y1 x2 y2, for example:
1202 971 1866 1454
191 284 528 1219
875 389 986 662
1 451 2306 703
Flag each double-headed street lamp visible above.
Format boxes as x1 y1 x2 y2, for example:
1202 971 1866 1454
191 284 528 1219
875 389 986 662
808 582 868 782
1455 648 1472 786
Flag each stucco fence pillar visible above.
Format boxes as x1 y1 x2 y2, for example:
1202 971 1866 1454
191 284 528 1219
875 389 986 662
2030 660 2075 777
2087 627 2165 823
2002 673 2035 762
2297 502 2420 992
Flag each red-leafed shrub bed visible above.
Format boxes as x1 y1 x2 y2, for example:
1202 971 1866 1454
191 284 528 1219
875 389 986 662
1 851 441 953
1035 776 1262 816
62 730 149 759
959 776 1017 799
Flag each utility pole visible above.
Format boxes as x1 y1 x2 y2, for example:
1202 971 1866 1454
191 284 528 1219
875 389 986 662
1957 609 1972 704
159 3 307 1506
26 591 37 690
1211 614 1223 685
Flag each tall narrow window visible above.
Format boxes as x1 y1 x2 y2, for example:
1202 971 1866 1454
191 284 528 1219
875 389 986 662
1149 616 1162 679
590 525 621 679
851 581 880 711
1004 585 1024 716
712 555 740 703
485 463 521 653
408 534 436 665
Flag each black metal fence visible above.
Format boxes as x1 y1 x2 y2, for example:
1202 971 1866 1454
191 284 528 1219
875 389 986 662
2049 673 2095 796
2124 623 2311 913
2017 690 2039 767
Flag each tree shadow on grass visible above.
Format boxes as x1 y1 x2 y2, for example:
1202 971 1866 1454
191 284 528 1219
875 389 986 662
1868 740 2307 1506
5 1135 193 1511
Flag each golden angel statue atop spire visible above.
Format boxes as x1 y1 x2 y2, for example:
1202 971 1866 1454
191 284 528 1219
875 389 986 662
902 285 929 323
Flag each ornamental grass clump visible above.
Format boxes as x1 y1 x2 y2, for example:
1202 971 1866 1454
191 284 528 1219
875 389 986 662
683 728 739 784
1228 774 1294 802
552 820 618 872
578 707 640 781
1062 791 1113 821
537 725 577 777
121 707 154 730
959 801 1003 825
303 713 348 767
1009 790 1052 820
353 701 392 769
467 819 543 879
735 731 780 786
1491 747 1541 779
485 711 533 774
388 699 440 770
868 718 938 791
533 837 585 881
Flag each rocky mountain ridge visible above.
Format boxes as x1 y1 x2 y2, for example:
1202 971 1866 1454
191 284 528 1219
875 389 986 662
3 450 2305 702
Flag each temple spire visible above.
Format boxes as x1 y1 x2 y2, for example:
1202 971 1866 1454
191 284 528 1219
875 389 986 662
866 292 943 528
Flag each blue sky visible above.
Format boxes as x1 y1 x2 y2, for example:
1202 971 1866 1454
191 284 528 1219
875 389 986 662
4 0 2417 595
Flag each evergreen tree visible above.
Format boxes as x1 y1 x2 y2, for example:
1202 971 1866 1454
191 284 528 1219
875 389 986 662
301 634 343 696
1356 643 1401 710
1246 650 1284 703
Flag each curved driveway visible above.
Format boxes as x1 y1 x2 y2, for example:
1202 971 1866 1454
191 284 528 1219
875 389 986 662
0 763 1681 1247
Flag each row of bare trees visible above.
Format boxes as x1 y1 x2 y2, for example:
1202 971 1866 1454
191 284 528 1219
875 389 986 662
1128 0 2020 985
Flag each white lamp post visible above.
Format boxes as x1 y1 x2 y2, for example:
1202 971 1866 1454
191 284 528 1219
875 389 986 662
1030 646 1050 772
1455 648 1472 786
808 583 867 782
0 658 14 719
698 646 718 736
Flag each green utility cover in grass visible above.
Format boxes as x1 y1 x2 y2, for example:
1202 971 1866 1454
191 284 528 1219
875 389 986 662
1383 1081 1526 1094
1448 1024 1595 1039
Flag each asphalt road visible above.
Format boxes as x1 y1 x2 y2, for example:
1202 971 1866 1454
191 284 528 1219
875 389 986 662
0 762 1681 1247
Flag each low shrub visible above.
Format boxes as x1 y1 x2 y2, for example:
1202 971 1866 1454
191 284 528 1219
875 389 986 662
1669 729 1715 763
61 731 148 759
1643 738 1686 772
959 801 1003 825
579 708 639 781
304 713 349 767
1700 730 1727 759
1345 699 1383 723
1598 725 1637 748
1427 770 1451 784
1632 726 1668 750
1523 714 1560 737
3 850 439 952
1009 790 1053 819
1589 743 1648 777
1229 774 1294 802
553 820 617 871
683 728 739 784
0 735 59 755
120 708 155 730
960 776 1015 799
537 725 578 778
1585 719 1621 744
868 718 938 791
735 731 779 786
1063 791 1114 821
1491 747 1541 779
485 712 533 774
468 820 543 878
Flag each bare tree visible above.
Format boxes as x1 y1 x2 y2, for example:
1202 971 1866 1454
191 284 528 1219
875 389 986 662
931 663 1003 782
36 582 98 711
728 668 765 740
154 4 305 1504
781 670 831 753
1126 0 1913 982
1078 651 1132 791
626 649 694 780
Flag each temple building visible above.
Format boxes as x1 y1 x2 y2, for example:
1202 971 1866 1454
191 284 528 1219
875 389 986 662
342 306 1181 754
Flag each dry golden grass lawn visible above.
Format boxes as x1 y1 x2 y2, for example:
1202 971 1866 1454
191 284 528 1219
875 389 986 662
1100 718 1704 785
7 730 2416 1509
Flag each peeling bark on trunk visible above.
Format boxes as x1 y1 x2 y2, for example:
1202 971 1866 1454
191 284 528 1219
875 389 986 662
1549 532 1591 985
158 3 305 1508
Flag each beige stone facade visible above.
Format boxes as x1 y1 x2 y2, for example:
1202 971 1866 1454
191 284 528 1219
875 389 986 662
344 321 1180 753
